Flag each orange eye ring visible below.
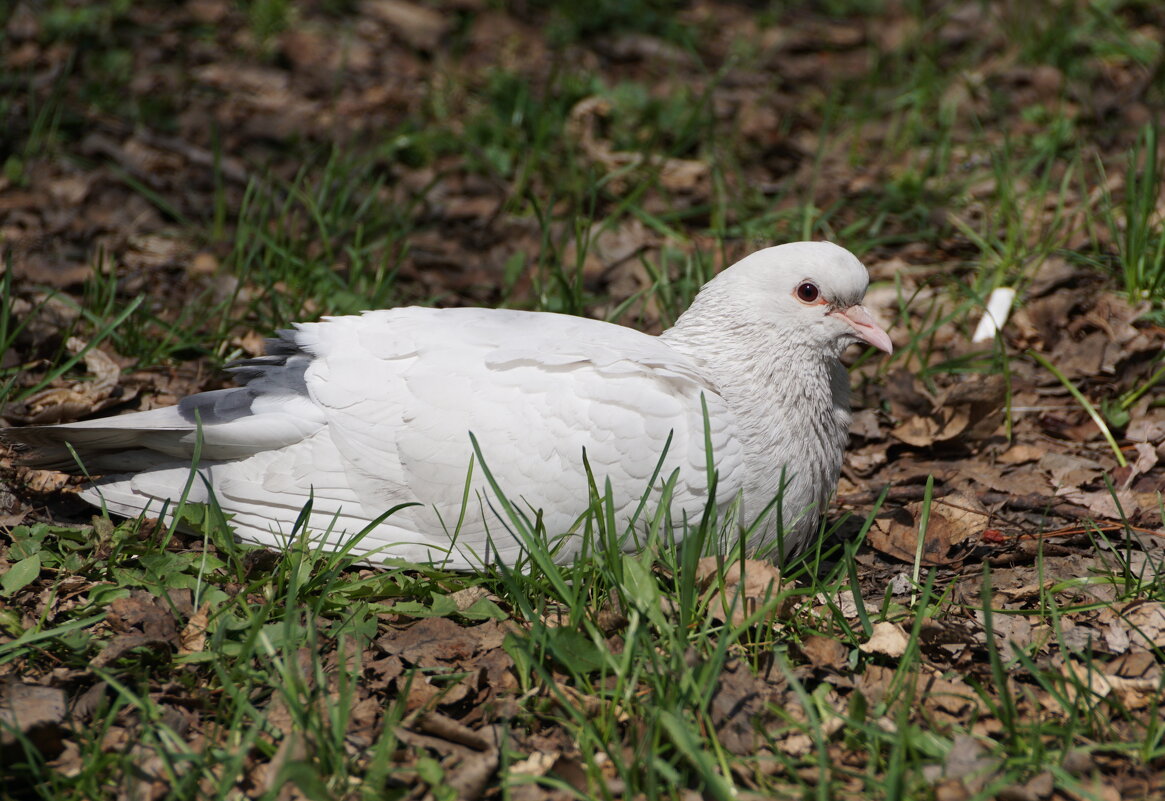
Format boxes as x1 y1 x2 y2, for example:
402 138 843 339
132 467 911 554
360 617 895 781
795 281 821 304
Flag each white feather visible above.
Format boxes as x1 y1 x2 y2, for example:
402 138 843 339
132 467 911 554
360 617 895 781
9 241 891 567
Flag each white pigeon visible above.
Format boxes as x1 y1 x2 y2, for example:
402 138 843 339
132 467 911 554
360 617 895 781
6 241 892 568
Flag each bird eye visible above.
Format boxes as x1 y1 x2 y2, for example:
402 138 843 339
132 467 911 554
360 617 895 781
795 282 820 303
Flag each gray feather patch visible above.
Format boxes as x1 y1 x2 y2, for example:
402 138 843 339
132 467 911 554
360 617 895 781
225 330 311 395
178 388 258 424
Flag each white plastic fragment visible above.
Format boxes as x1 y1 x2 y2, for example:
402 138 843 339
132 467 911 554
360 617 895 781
971 287 1016 343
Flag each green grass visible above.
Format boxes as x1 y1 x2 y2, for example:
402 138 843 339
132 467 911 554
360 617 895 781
1100 123 1165 306
3 1 1165 799
6 469 1161 798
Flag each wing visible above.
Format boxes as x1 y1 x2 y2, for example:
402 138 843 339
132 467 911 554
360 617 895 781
216 307 746 566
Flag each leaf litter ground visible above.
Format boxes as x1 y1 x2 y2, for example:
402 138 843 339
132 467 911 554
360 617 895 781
1 1 1165 799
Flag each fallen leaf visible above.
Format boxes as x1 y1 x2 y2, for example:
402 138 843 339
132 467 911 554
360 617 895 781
850 408 885 440
823 589 862 619
922 733 999 796
1121 601 1165 649
1057 658 1160 710
362 0 449 51
178 602 211 655
856 664 895 708
997 444 1044 465
509 750 557 777
1039 452 1105 490
695 557 786 626
708 659 778 755
1056 486 1143 520
0 683 68 760
859 621 910 658
868 493 988 565
798 634 849 670
377 617 508 664
107 591 181 640
5 338 130 424
890 405 971 447
920 671 985 717
771 685 845 756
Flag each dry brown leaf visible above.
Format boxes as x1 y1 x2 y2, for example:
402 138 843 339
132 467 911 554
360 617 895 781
1039 452 1105 490
414 710 491 751
1126 413 1165 444
997 444 1044 465
377 617 508 664
954 460 1055 496
850 408 885 440
446 586 491 612
776 732 814 757
1104 651 1160 681
107 592 180 638
798 634 849 670
848 444 889 475
920 671 985 717
695 557 785 626
823 589 862 619
256 729 310 797
1121 601 1165 649
1056 658 1161 710
362 0 449 50
92 592 184 667
231 329 268 357
771 686 845 757
1130 441 1159 476
922 733 999 796
1055 486 1143 520
855 664 896 709
125 233 191 269
509 750 557 777
868 493 988 565
178 602 211 656
890 406 971 447
859 621 910 658
193 63 290 95
0 683 68 759
1103 674 1162 711
401 672 444 713
709 667 767 754
995 580 1057 602
7 337 128 424
550 680 628 723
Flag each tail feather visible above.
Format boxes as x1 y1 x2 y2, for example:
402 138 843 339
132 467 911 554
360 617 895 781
3 406 190 471
3 395 325 473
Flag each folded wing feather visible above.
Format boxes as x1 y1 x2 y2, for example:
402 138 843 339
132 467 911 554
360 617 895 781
8 307 743 568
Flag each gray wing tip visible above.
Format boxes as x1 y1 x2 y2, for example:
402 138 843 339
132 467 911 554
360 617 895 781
225 329 305 377
177 388 259 425
1 426 75 470
1 425 42 450
221 329 311 400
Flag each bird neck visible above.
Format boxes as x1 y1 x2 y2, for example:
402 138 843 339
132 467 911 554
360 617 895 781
661 314 850 440
661 295 847 418
660 304 853 544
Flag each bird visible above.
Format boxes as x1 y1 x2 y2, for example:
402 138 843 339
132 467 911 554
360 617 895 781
4 241 892 568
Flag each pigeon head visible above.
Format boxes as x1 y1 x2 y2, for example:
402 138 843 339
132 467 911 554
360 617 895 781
706 241 893 357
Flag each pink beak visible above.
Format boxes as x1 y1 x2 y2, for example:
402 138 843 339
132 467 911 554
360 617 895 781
830 305 893 354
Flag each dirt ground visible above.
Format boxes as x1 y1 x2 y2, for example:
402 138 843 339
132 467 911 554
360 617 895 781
2 1 1165 799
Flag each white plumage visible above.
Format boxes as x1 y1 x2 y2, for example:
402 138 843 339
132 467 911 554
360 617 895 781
6 241 892 568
